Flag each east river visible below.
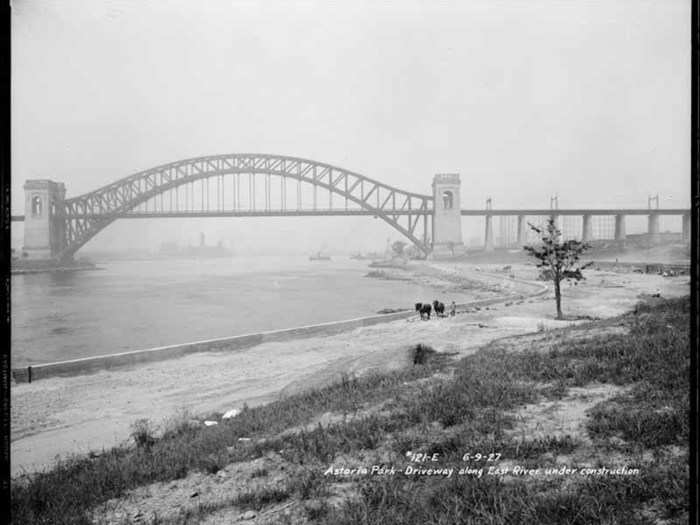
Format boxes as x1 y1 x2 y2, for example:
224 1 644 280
11 256 469 367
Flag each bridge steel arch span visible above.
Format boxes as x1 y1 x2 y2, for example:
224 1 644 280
59 154 434 260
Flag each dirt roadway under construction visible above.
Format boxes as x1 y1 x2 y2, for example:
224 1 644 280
10 262 689 477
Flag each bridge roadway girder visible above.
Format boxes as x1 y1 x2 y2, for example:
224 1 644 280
15 208 690 222
65 209 430 219
460 209 688 216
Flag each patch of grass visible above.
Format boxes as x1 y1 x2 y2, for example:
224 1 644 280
250 467 268 478
586 391 688 448
537 379 569 400
130 418 157 449
304 499 331 521
266 414 409 464
397 431 579 466
402 357 540 428
286 468 329 500
168 471 328 524
474 296 689 401
200 451 228 474
324 456 688 525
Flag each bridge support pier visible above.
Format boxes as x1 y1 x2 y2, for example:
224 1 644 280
430 174 465 257
550 214 561 232
517 215 527 247
22 180 67 261
647 213 659 244
582 214 593 242
484 215 494 251
682 213 690 243
614 214 626 242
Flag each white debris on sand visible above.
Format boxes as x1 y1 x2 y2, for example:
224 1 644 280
222 409 240 420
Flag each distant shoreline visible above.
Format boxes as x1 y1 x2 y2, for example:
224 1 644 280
11 261 101 275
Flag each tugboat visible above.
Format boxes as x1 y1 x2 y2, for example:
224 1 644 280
309 251 331 261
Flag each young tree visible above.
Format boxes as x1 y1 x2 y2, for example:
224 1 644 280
523 217 592 320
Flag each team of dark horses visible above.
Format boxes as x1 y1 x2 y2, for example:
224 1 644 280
415 300 456 320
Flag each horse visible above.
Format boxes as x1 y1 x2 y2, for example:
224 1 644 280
415 302 432 320
432 300 445 317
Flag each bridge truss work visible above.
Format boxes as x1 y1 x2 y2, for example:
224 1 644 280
58 154 433 260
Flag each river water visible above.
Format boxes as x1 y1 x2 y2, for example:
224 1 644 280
11 256 469 367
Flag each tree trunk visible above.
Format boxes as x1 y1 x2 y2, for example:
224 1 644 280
554 278 563 320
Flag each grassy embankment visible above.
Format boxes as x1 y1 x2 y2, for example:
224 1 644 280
12 297 689 524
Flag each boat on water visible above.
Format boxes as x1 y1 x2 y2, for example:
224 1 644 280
158 234 232 259
309 251 331 261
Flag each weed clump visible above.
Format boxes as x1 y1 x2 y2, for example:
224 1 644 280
412 343 436 365
130 419 156 449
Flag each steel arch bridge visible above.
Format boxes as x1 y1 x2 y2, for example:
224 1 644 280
57 154 433 260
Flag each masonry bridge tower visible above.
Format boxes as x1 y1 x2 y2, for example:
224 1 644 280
22 180 67 260
431 173 464 257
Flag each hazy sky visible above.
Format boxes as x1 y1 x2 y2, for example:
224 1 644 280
11 0 691 253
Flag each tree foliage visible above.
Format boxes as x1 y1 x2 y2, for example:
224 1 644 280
523 217 592 319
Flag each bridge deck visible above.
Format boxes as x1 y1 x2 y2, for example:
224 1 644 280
10 208 690 221
460 208 689 216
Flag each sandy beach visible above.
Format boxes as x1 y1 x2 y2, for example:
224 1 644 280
11 261 689 477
